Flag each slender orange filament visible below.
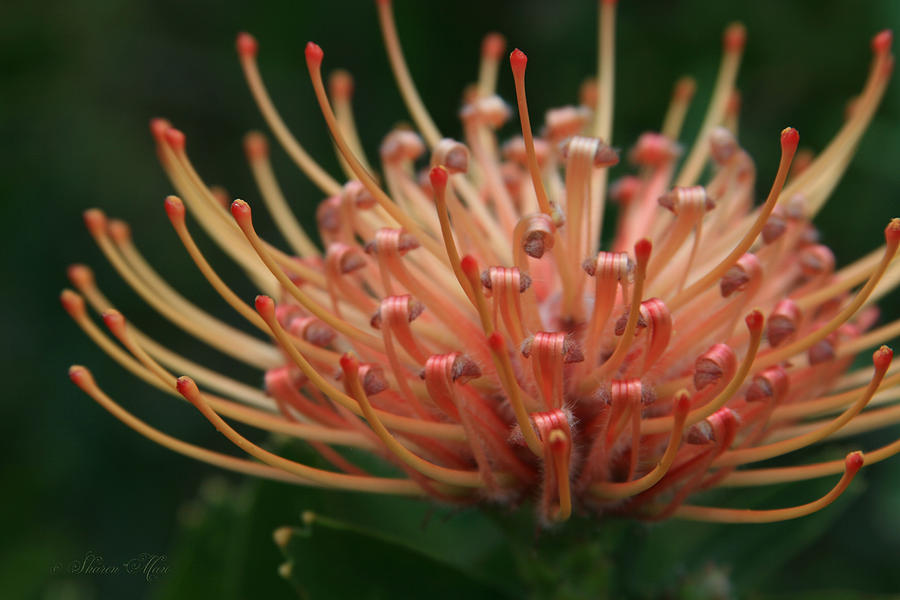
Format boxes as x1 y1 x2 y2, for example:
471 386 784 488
509 49 554 218
713 346 890 468
177 375 426 494
591 392 691 499
667 129 798 313
68 366 327 486
236 33 342 195
674 452 863 523
61 291 372 446
374 0 442 147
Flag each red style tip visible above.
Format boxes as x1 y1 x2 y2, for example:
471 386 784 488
780 127 799 152
460 255 479 277
60 289 85 315
67 264 94 289
429 165 448 190
230 199 251 223
243 131 268 160
254 295 275 317
175 375 199 399
149 118 171 142
634 238 652 263
102 309 125 332
509 48 527 74
675 77 696 100
305 42 324 68
68 365 91 387
328 70 354 100
872 30 893 54
487 331 506 352
107 219 130 243
339 352 358 374
884 218 900 244
723 22 747 53
236 32 258 58
674 391 692 415
873 345 894 371
163 195 185 221
481 33 506 59
845 451 865 473
83 209 107 235
164 128 186 151
744 309 764 332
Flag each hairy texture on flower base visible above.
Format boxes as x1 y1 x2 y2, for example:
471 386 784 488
66 4 899 525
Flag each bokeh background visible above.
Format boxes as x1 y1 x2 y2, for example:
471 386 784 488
3 0 899 598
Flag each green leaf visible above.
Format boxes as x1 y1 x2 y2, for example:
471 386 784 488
611 472 863 598
154 441 526 599
275 510 516 600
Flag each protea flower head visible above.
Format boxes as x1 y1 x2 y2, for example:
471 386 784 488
64 0 900 526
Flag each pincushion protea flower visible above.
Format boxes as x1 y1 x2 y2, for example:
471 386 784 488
63 0 900 526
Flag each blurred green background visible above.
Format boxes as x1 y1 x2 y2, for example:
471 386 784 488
3 0 899 598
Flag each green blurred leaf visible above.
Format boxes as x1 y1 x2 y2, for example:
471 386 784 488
275 511 517 599
154 441 529 599
611 473 864 598
750 591 899 600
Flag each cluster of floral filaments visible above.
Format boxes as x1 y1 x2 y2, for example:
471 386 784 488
64 0 900 525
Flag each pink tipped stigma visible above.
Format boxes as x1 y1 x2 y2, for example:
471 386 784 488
230 199 252 223
83 209 107 235
328 70 354 100
60 289 85 315
339 352 359 374
481 33 506 59
634 238 652 263
460 255 479 278
254 295 276 318
723 22 747 52
175 375 200 402
675 77 696 100
101 311 128 344
509 49 527 74
68 365 92 387
67 264 94 289
429 165 448 189
305 42 324 68
846 451 865 473
745 309 764 333
487 331 506 352
164 195 185 220
780 127 800 152
164 128 186 151
874 345 894 372
244 131 269 160
107 219 130 243
149 118 171 142
884 218 900 244
236 32 258 57
872 30 893 54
